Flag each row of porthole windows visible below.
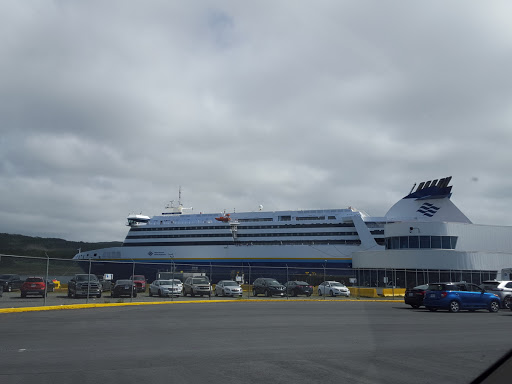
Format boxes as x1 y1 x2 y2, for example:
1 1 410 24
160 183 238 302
131 223 355 232
126 231 360 240
385 236 458 250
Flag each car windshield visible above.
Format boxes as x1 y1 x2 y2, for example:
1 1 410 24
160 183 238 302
192 278 209 284
116 280 133 285
427 284 458 291
296 281 308 285
76 275 98 282
268 280 281 286
132 276 144 280
480 282 499 289
25 277 43 282
159 280 177 285
0 275 14 279
223 281 238 286
413 284 429 290
330 282 344 287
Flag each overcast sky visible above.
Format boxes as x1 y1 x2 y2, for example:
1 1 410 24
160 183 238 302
1 1 512 243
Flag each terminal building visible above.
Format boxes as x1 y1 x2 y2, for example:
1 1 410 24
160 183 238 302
353 177 512 283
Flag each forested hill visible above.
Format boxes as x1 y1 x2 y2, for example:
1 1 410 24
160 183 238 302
0 233 122 259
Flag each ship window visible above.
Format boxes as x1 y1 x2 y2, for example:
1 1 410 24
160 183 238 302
399 236 408 249
442 236 451 249
409 236 419 249
431 236 442 249
279 216 291 221
328 216 336 220
450 236 458 249
390 237 399 249
420 236 431 249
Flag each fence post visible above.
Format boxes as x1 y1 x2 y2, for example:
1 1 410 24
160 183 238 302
286 264 289 300
87 258 92 304
44 252 49 306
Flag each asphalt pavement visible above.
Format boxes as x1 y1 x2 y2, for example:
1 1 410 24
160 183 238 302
0 300 511 384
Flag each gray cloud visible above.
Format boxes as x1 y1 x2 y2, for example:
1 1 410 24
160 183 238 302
1 1 511 242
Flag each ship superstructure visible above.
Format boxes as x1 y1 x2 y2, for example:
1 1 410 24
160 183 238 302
74 176 512 281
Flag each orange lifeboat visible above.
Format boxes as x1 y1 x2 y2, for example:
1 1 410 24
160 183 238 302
215 213 231 222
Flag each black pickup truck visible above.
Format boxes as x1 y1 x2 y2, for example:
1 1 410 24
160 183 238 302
67 274 102 298
0 274 24 292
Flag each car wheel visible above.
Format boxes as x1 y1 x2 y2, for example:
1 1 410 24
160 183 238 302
266 290 271 297
292 290 297 297
134 293 137 298
21 292 26 298
149 290 153 297
489 300 500 313
306 292 311 297
252 289 257 297
67 291 72 298
191 291 195 297
426 306 437 312
214 291 218 297
183 290 187 297
318 289 322 296
97 293 102 298
449 300 460 313
503 296 511 309
158 290 163 297
411 304 420 309
111 292 114 297
330 290 335 297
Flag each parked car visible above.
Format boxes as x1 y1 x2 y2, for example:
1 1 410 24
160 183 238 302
215 280 243 297
45 279 56 293
111 279 138 298
97 275 113 291
183 276 212 297
480 280 512 309
404 284 429 308
129 275 147 292
21 277 47 298
67 274 102 298
423 282 501 313
318 281 350 297
285 281 313 297
0 274 23 292
149 279 182 297
252 278 286 297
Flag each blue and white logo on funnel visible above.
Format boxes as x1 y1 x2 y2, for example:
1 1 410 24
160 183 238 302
417 203 440 217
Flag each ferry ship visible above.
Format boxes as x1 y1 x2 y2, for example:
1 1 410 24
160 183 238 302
73 176 512 281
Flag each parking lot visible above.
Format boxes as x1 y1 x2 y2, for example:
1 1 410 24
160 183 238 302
1 300 511 384
0 287 372 310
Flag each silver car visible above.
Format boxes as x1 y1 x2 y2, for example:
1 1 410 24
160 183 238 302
149 279 182 297
215 280 243 297
480 280 512 308
318 281 351 297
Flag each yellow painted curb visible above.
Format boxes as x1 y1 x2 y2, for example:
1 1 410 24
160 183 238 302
0 298 402 314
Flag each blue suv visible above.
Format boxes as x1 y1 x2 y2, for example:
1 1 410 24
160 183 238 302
423 282 500 313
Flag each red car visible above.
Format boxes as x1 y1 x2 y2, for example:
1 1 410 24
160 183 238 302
129 275 146 292
21 277 47 298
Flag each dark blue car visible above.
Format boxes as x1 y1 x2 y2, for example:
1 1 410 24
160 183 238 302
423 282 500 313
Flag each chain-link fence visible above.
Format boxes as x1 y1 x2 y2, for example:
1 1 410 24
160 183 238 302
0 253 498 307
